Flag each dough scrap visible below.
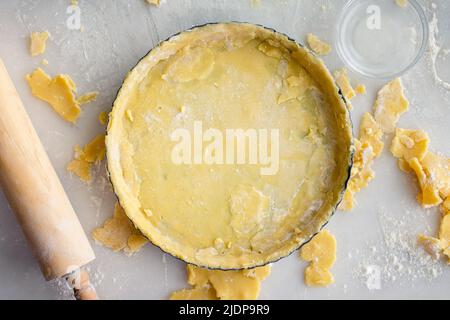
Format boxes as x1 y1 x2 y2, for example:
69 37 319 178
26 68 80 123
340 78 410 211
408 158 442 208
440 214 450 262
146 0 160 6
300 230 336 286
391 129 449 208
355 84 366 95
421 152 450 199
395 0 408 7
30 31 50 57
391 129 450 262
171 264 271 300
442 197 450 216
306 33 331 56
98 111 109 125
334 68 356 101
391 128 429 162
417 213 450 263
339 113 383 211
26 68 96 123
67 134 105 182
76 91 99 105
373 78 409 133
304 264 334 287
170 285 217 300
92 203 148 255
333 68 366 109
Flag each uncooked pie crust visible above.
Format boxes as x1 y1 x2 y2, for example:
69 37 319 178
106 23 353 269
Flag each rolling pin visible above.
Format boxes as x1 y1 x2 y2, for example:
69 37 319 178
0 58 97 300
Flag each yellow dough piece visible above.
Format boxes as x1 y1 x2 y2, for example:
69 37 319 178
26 68 80 123
417 214 450 263
440 214 450 262
76 91 99 105
391 129 449 208
306 33 331 56
170 285 217 300
442 198 450 216
171 264 271 300
67 134 105 182
92 203 148 255
340 79 410 211
334 68 356 101
300 230 336 269
304 264 334 287
391 128 450 262
398 158 412 173
355 84 366 95
439 215 450 246
339 113 384 211
127 234 149 253
373 78 409 133
146 0 160 6
408 158 442 208
250 0 261 7
30 31 50 57
300 230 336 286
395 0 408 7
106 23 352 269
99 111 109 125
359 112 384 157
421 152 450 199
391 128 429 162
26 68 98 123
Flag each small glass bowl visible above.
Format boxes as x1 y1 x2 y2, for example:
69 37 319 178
336 0 429 79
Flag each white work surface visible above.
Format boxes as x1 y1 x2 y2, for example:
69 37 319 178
0 0 449 300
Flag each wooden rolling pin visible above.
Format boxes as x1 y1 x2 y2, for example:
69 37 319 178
0 58 97 300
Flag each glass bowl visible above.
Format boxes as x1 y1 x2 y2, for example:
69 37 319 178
336 0 429 79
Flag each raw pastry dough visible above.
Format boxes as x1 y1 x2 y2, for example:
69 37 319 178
92 203 148 255
395 0 408 8
391 128 429 162
99 111 108 125
439 215 450 262
76 91 98 105
146 0 160 6
300 230 336 286
26 68 80 123
333 68 366 109
306 33 331 56
106 23 352 269
30 31 50 57
340 78 409 211
373 78 409 133
391 128 450 262
26 68 97 123
67 134 105 182
391 128 449 208
334 68 356 101
171 264 271 300
339 113 383 211
355 84 366 95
